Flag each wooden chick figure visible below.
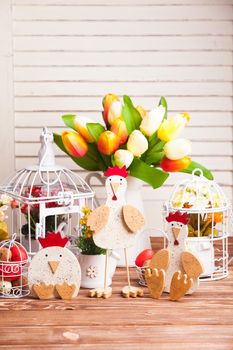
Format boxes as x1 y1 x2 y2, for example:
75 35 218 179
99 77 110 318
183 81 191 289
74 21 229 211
87 166 145 299
145 211 204 301
28 232 81 300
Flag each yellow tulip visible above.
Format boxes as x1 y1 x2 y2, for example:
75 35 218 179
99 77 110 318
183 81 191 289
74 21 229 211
62 130 88 158
158 113 189 142
164 138 192 160
114 149 134 169
136 105 147 119
140 105 165 137
127 130 148 157
97 131 120 155
73 116 95 143
108 100 122 125
110 118 128 144
102 93 119 125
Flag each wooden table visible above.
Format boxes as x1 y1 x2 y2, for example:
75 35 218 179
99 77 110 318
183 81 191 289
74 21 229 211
0 266 233 350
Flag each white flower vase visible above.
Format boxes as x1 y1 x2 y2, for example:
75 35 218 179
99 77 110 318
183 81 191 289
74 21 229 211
78 251 119 289
85 173 151 268
116 176 151 266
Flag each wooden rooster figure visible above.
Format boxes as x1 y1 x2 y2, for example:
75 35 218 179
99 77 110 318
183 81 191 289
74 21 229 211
87 166 145 298
145 211 204 301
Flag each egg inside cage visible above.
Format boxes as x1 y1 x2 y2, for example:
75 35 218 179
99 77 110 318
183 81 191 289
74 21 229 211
163 168 231 281
0 233 29 298
0 128 94 258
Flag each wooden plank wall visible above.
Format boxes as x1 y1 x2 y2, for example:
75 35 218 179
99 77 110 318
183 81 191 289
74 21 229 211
11 0 233 229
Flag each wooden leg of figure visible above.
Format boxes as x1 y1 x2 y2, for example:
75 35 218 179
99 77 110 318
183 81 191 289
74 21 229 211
89 249 112 299
121 248 144 298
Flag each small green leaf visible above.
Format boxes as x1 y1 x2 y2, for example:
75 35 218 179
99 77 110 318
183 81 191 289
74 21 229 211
62 114 76 130
181 161 214 180
158 96 167 120
129 158 169 189
144 151 164 166
86 123 105 143
122 95 142 134
53 133 106 171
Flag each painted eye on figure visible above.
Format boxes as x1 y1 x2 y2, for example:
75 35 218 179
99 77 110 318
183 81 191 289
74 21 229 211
45 254 48 257
59 254 62 258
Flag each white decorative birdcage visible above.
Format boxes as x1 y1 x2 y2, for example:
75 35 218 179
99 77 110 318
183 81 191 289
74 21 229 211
0 128 94 257
0 233 29 298
163 168 231 281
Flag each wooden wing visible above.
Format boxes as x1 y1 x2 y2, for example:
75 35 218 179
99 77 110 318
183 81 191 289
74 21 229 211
181 251 204 278
122 205 145 233
149 248 170 271
87 206 110 233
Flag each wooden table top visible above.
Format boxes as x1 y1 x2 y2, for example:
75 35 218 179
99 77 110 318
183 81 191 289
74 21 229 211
0 267 233 350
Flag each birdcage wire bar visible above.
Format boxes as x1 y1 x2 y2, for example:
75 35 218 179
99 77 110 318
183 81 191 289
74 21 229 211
0 128 95 258
164 168 231 281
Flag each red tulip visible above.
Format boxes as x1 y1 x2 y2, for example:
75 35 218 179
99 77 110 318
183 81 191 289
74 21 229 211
102 93 119 125
110 118 128 144
61 130 88 158
160 156 191 172
97 131 120 155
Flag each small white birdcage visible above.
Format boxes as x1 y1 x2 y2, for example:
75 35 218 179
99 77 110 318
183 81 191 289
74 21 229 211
164 168 231 281
0 128 94 257
0 233 29 298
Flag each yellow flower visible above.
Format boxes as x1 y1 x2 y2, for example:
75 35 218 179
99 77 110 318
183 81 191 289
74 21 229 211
79 217 87 225
158 113 189 142
82 206 91 214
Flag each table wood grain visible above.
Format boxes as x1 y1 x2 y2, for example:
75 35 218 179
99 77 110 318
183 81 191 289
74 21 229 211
0 238 232 349
0 263 233 350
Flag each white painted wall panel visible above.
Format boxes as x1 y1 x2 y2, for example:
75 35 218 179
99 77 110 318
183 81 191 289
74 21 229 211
4 0 233 229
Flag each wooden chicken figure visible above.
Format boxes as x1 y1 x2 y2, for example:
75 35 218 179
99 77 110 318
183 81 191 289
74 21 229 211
87 166 145 299
28 232 81 300
145 211 204 301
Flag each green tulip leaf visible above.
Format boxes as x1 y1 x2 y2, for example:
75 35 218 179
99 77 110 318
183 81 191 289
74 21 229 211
53 133 106 171
181 161 214 180
144 151 165 166
158 96 167 120
122 95 142 134
129 158 169 189
87 123 105 143
62 114 76 130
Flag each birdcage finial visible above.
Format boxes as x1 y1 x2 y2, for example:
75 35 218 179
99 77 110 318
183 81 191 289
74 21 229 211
38 127 55 168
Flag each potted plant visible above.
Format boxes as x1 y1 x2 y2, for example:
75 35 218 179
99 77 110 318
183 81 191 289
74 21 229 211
77 207 119 289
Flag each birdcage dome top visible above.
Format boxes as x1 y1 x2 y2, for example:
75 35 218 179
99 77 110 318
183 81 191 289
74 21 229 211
0 128 94 202
167 168 230 213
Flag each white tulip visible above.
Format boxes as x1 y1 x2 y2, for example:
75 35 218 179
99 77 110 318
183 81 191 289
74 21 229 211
127 130 148 157
164 138 192 160
140 105 165 137
108 100 122 125
114 149 134 169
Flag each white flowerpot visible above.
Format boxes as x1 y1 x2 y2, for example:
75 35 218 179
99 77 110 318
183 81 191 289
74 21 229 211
187 237 215 276
78 252 119 289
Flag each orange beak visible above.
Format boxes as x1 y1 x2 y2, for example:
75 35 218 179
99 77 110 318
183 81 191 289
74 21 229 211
48 261 60 274
172 227 181 239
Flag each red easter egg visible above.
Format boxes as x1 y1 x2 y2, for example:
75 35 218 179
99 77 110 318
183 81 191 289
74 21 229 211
10 245 28 263
0 262 22 281
135 249 154 267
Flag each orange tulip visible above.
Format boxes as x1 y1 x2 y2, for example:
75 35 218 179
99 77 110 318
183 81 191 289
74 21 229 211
110 118 128 144
160 156 191 172
97 131 120 155
62 130 88 158
102 93 119 125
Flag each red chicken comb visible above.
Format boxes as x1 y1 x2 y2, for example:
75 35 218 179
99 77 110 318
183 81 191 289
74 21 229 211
38 231 68 248
104 165 128 178
166 211 189 225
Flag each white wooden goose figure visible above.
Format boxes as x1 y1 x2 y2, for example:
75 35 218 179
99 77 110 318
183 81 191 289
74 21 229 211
145 211 204 301
87 166 145 298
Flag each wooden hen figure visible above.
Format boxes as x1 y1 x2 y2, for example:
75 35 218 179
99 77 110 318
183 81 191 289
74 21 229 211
87 166 145 299
145 211 204 301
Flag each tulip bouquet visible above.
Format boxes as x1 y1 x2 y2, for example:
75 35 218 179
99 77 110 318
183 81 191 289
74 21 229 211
54 94 213 189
